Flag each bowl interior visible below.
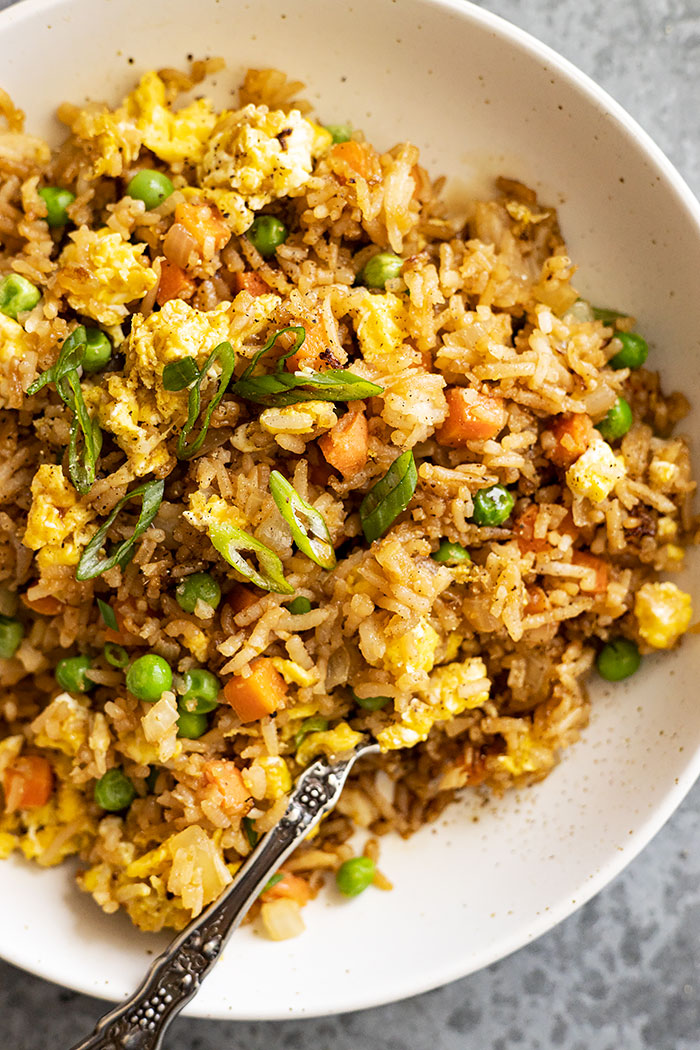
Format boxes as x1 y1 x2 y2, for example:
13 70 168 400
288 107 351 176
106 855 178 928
0 0 698 1019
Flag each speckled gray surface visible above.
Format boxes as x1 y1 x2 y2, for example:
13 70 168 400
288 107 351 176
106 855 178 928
1 0 699 1047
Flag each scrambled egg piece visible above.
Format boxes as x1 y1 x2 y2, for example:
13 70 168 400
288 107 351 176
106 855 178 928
566 438 625 503
197 105 325 233
295 722 364 766
270 657 320 688
30 692 91 755
0 312 31 366
85 297 278 476
54 228 157 326
12 780 95 867
377 657 490 750
383 617 440 679
245 756 292 800
23 465 97 570
634 581 693 649
184 491 246 533
495 729 555 778
648 456 678 488
62 70 216 176
349 291 414 370
125 824 231 919
126 71 217 167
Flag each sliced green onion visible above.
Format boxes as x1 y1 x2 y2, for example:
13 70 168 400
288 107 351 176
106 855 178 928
207 520 294 594
260 871 284 895
294 715 329 749
592 305 628 325
104 643 129 668
269 471 336 570
161 357 200 391
177 341 236 459
242 815 258 848
26 325 87 397
97 598 118 631
76 479 165 581
231 325 382 407
360 450 417 543
238 326 307 382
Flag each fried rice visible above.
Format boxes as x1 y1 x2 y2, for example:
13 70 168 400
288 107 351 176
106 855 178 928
0 61 696 940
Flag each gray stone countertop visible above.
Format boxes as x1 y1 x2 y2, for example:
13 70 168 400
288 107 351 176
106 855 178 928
1 0 700 1047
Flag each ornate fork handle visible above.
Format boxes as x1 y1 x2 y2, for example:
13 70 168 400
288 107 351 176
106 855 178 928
70 741 379 1050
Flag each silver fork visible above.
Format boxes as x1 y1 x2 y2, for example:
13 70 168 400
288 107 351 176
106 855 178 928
69 740 379 1050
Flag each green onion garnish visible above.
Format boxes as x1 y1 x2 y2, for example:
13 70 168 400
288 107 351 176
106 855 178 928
161 356 200 391
352 692 391 711
97 598 118 631
104 643 129 668
592 306 627 325
76 479 165 581
230 325 383 408
359 450 418 543
170 341 236 459
207 520 294 594
269 471 336 570
294 715 329 749
242 815 259 848
26 327 101 494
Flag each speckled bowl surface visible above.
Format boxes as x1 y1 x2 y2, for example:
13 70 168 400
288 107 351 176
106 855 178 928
0 0 698 1020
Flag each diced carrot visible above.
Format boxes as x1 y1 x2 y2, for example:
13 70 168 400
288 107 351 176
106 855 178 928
436 387 507 446
548 413 594 467
329 140 382 184
3 755 53 812
260 870 312 907
201 759 250 812
571 550 608 594
174 201 231 255
223 657 289 723
285 321 335 372
156 259 196 306
318 406 369 479
513 504 549 554
21 594 63 616
231 271 272 297
224 586 259 617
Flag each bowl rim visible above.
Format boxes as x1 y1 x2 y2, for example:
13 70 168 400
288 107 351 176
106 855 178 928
1 0 699 1018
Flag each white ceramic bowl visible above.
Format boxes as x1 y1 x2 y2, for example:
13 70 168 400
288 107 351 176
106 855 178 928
1 0 698 1021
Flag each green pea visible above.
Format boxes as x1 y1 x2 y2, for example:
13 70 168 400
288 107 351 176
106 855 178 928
0 274 40 318
471 484 515 527
55 654 94 693
596 638 641 682
0 613 23 655
94 768 136 812
596 397 633 442
431 540 471 565
294 716 329 749
246 214 288 257
126 653 172 702
82 328 112 373
352 691 390 711
324 123 352 144
335 856 375 897
358 252 403 289
608 332 648 370
38 186 75 228
104 643 129 669
175 572 221 614
176 709 210 739
0 615 23 659
179 668 221 713
286 596 312 616
127 168 175 210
